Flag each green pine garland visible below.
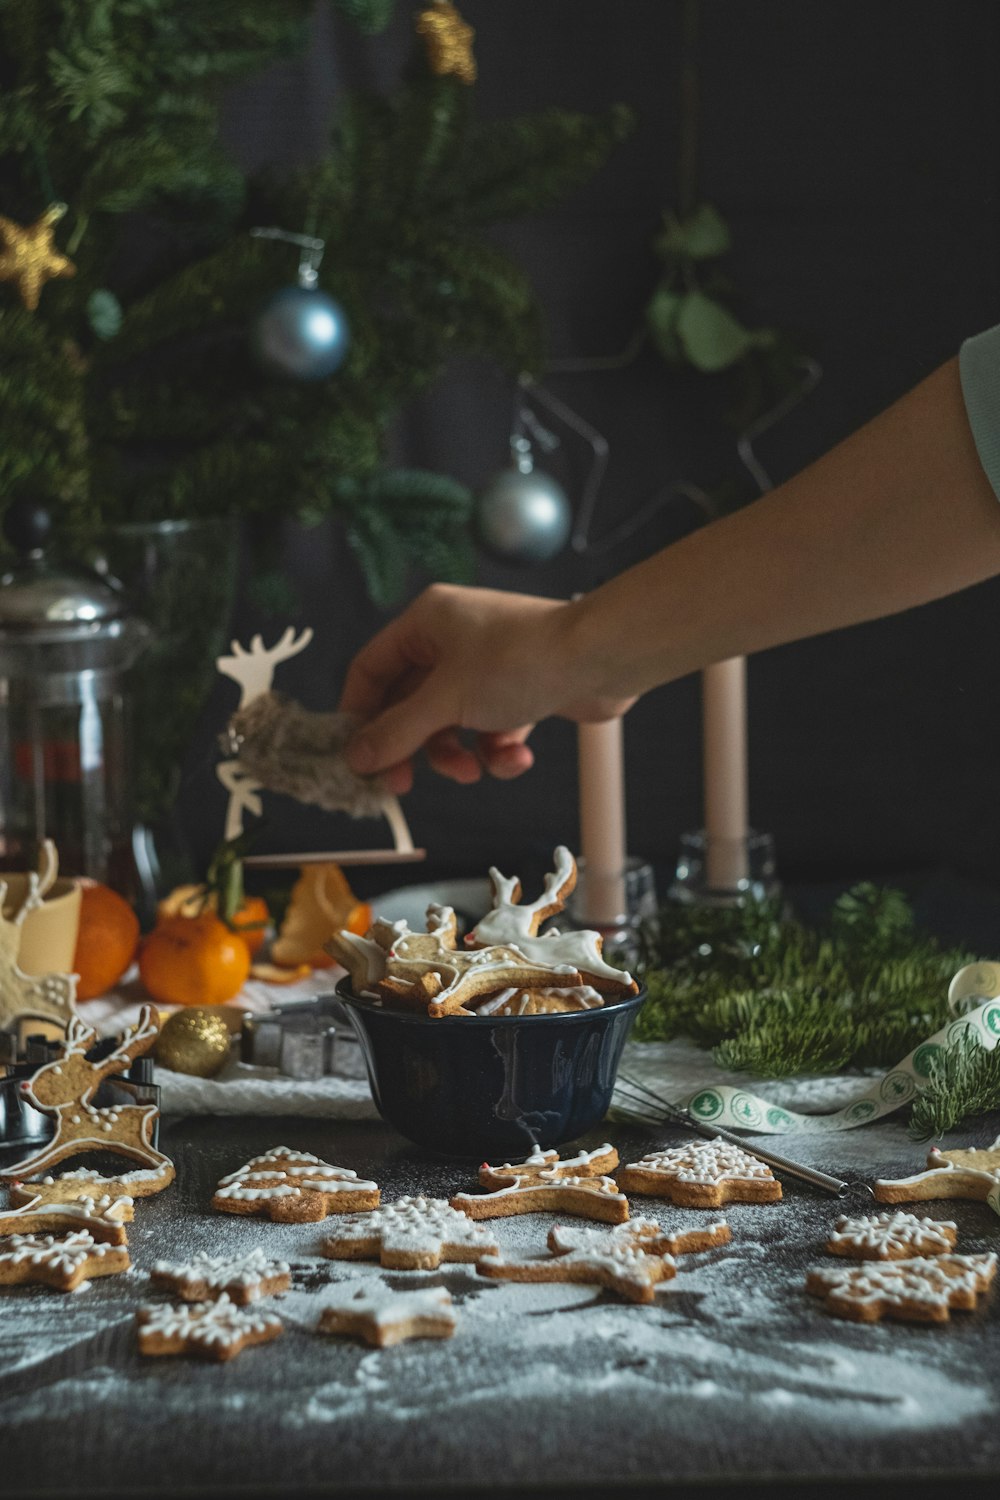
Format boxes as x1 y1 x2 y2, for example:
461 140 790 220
0 1 633 603
635 887 1000 1134
908 1035 1000 1141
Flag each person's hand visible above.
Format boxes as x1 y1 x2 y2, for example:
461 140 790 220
338 584 632 793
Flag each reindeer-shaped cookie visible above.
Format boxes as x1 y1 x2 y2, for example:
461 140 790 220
466 846 638 995
0 841 78 1032
0 1006 174 1196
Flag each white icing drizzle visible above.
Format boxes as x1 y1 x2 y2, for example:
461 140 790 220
0 1230 120 1277
0 1193 132 1232
467 845 634 988
486 1144 614 1180
151 1249 290 1294
215 1149 377 1202
474 985 604 1016
138 1293 282 1350
808 1253 997 1313
455 1173 623 1206
324 1196 497 1258
39 1166 167 1184
827 1211 957 1259
624 1141 776 1186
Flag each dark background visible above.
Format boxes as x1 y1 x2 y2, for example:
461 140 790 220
175 0 1000 899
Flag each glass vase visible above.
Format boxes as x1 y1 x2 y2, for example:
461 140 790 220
91 517 239 907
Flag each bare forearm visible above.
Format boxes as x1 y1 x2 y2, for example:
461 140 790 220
563 357 1000 700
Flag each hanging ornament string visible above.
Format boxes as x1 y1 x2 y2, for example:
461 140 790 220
249 226 350 381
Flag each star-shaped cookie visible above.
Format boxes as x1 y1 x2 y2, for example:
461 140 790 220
825 1210 958 1262
137 1296 283 1361
318 1285 456 1347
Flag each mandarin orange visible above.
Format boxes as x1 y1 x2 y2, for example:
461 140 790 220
72 882 141 1001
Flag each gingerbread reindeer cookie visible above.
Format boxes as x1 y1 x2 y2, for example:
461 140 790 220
465 846 639 997
618 1140 782 1207
478 1217 728 1304
451 1143 629 1223
0 842 78 1033
328 905 590 1018
0 1008 174 1196
874 1145 1000 1215
212 1148 379 1222
0 1192 133 1245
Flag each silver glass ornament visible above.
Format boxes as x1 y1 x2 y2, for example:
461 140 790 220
476 443 572 565
251 285 350 381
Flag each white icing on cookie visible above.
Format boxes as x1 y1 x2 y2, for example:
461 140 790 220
151 1249 290 1294
138 1293 282 1352
215 1149 376 1202
325 1196 496 1258
625 1141 775 1186
827 1210 957 1259
479 1218 678 1296
474 985 604 1016
0 1231 119 1277
322 1284 455 1330
807 1253 997 1315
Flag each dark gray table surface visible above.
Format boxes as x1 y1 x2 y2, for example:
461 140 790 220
3 1109 1000 1500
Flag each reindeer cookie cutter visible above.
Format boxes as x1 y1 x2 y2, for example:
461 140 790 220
0 1006 174 1198
214 627 424 870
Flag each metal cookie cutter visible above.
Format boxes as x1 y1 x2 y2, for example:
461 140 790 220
240 994 361 1082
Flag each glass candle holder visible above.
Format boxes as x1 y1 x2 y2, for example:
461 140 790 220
565 856 658 965
668 829 780 909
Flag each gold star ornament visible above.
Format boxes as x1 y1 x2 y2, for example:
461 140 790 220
416 1 477 85
0 203 76 311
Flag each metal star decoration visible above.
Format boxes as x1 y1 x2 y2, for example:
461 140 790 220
416 1 477 85
0 203 77 311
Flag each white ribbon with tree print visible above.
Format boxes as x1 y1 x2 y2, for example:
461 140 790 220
671 966 1000 1134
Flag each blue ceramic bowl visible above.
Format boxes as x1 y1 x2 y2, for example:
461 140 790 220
336 976 646 1158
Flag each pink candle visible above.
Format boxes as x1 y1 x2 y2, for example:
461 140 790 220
702 656 749 890
577 717 627 923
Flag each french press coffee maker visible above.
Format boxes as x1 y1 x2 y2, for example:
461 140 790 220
0 500 149 892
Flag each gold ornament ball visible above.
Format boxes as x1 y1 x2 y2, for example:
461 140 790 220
157 1008 232 1078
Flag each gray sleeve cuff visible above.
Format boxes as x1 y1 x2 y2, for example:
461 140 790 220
959 322 1000 502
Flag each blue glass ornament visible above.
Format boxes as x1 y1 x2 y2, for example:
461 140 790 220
475 462 572 565
252 285 350 380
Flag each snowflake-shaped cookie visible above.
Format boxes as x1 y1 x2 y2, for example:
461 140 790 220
321 1195 499 1270
150 1249 291 1304
618 1140 782 1207
212 1148 379 1222
825 1210 958 1261
0 1191 133 1245
806 1252 997 1323
318 1285 456 1346
0 1230 130 1291
137 1294 283 1361
478 1216 728 1303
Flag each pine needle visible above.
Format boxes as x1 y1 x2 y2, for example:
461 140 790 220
908 1035 1000 1141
